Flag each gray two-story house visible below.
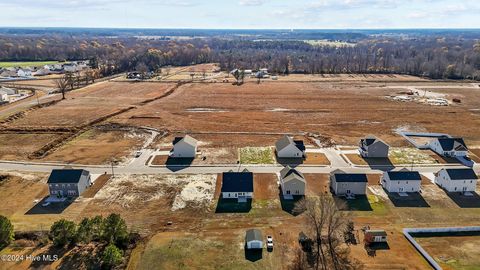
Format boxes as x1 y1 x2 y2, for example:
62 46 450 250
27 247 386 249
47 169 92 198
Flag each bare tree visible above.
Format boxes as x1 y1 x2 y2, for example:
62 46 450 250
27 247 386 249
293 195 362 270
54 76 69 100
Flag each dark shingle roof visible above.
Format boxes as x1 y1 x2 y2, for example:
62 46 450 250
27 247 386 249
445 169 478 180
221 172 254 192
47 169 89 184
437 138 468 151
366 230 387 237
245 229 262 242
334 173 368 183
387 171 422 181
280 166 305 183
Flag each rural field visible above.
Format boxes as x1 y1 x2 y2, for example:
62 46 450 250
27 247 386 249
1 71 480 269
0 61 60 68
1 169 480 269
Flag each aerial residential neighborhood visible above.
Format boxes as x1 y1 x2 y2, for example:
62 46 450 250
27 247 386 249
0 2 480 270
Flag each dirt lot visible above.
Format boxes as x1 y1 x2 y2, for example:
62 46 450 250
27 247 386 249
3 171 480 270
415 235 480 270
42 129 147 165
112 81 480 146
152 133 312 165
5 81 175 128
304 152 330 165
0 133 61 160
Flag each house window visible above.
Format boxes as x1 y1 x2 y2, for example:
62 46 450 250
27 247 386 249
286 190 290 195
67 190 76 196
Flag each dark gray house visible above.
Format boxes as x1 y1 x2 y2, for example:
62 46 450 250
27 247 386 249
47 169 91 198
359 135 390 158
330 171 368 196
221 170 254 202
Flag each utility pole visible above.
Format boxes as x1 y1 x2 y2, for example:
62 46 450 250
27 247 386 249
111 159 117 176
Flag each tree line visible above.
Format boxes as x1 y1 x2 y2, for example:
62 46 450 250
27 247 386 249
0 214 131 269
1 34 479 80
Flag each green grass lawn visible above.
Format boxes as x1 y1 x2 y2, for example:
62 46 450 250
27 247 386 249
0 61 60 68
136 235 281 270
239 147 275 164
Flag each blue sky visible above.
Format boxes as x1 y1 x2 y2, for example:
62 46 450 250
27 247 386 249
0 0 479 29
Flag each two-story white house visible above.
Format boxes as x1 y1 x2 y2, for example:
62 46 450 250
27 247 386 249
279 166 306 199
435 168 478 193
275 135 306 158
47 169 91 198
330 170 368 196
221 170 254 202
429 137 468 157
170 135 198 158
381 171 422 193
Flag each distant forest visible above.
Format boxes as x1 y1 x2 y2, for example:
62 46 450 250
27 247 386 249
1 28 479 80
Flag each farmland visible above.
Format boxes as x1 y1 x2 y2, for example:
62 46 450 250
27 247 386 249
0 61 60 68
1 71 480 269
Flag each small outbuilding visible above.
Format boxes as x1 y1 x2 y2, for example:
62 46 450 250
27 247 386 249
221 170 254 202
435 168 478 193
358 135 389 158
275 135 306 158
365 230 387 243
47 169 91 198
429 137 468 157
170 135 198 158
245 229 263 249
381 171 422 193
330 171 368 196
280 166 306 199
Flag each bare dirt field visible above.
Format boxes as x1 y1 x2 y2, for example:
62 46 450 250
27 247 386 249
415 235 480 270
3 171 480 270
5 81 175 128
0 133 61 160
42 129 147 165
304 152 330 165
111 81 480 146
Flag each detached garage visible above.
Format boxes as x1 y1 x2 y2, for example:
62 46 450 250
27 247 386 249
245 229 263 249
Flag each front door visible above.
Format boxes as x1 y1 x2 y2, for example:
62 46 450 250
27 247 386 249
399 187 404 192
346 189 351 194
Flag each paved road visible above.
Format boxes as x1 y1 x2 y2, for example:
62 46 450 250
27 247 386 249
0 157 476 176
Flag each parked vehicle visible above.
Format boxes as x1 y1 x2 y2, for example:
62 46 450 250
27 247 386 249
134 151 142 158
267 235 273 249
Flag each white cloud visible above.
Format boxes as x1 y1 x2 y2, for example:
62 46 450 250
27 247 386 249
239 0 267 6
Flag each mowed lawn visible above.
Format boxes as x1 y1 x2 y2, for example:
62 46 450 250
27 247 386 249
0 61 59 68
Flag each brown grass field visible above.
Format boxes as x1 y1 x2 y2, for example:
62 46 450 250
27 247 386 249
42 129 147 165
111 81 480 146
7 81 175 128
2 171 480 269
2 73 480 269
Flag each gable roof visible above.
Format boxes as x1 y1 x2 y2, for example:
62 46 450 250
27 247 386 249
47 169 89 184
280 166 305 183
276 135 305 152
445 169 478 180
361 135 388 147
245 229 262 242
221 171 254 192
173 135 198 147
437 138 468 151
366 230 387 237
387 171 422 181
333 173 368 183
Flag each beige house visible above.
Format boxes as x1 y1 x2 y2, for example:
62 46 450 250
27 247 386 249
280 166 306 199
